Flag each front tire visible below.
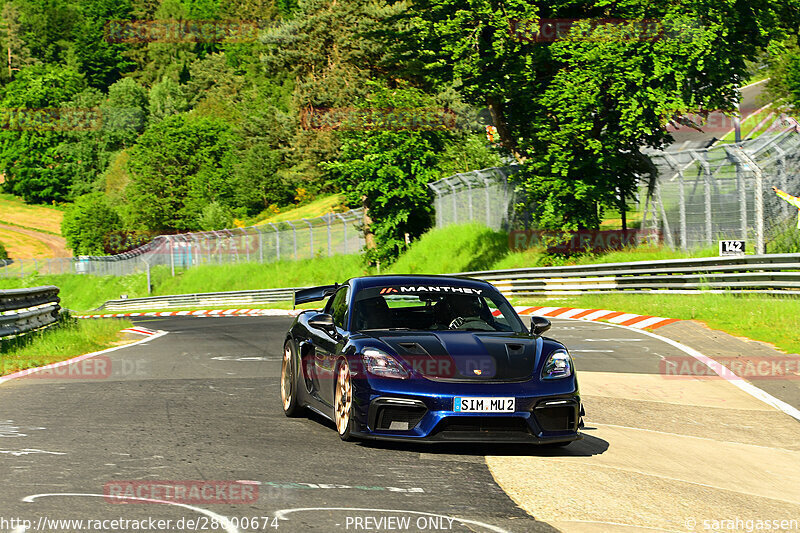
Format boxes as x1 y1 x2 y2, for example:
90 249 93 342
281 341 302 417
334 359 354 441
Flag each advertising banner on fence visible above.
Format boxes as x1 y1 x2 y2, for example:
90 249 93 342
509 229 661 254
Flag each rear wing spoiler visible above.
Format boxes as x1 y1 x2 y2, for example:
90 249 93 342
293 284 339 308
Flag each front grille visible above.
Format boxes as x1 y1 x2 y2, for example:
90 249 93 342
375 406 427 431
435 417 531 440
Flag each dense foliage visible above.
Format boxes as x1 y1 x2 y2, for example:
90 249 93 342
0 0 797 262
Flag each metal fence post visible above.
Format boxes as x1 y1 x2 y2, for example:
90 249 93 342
270 223 280 261
169 236 175 276
287 221 297 259
654 185 675 248
755 172 765 254
678 175 687 250
703 166 713 246
776 148 788 217
483 177 492 227
303 219 313 257
336 213 347 254
326 213 332 257
466 176 474 222
449 180 458 225
258 228 264 263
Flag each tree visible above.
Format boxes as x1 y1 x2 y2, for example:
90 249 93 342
73 0 136 89
0 1 36 82
765 37 800 111
61 192 123 255
124 113 236 231
402 0 797 230
260 0 404 190
322 84 453 263
0 64 87 203
147 76 189 123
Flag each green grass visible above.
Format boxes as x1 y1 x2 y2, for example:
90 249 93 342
515 293 800 355
1 317 132 376
154 254 369 295
493 244 718 270
389 223 509 274
0 271 151 311
253 194 346 225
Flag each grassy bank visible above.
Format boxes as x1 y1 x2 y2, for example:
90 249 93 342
517 293 800 355
1 318 132 376
0 223 794 321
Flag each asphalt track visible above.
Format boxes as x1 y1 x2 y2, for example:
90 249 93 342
0 315 798 533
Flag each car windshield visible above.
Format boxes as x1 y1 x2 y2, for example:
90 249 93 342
351 285 525 333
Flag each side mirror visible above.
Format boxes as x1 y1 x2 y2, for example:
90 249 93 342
308 313 338 337
530 316 551 337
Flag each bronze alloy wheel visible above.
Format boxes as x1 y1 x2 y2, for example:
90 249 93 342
334 360 353 440
281 341 301 417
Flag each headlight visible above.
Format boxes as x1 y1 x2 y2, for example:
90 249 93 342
541 349 573 380
362 348 409 379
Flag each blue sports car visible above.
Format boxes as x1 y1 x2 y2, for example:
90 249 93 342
280 275 584 445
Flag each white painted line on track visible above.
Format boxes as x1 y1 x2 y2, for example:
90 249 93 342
274 507 510 533
556 317 800 422
22 493 240 533
0 331 168 386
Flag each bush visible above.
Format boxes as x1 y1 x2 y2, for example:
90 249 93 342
767 219 800 253
0 240 6 260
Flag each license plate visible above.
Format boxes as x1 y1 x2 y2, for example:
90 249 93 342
454 397 515 413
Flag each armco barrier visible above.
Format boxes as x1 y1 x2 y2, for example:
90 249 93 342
94 254 800 311
0 286 61 339
458 253 800 296
100 287 301 312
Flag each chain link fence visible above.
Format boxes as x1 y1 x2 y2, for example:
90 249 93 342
429 166 522 230
644 127 800 253
3 129 800 280
0 210 365 279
